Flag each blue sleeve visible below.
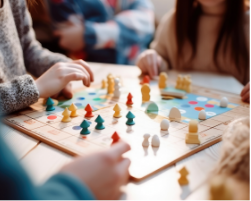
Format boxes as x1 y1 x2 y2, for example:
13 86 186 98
0 126 95 200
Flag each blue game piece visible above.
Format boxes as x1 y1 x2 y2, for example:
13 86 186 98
80 120 91 135
95 115 105 130
126 111 135 125
46 97 55 111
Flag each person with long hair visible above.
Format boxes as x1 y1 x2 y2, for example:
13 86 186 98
0 0 130 199
137 0 250 102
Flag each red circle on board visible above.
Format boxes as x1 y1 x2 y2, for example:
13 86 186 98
189 101 198 105
47 115 57 120
205 104 214 108
195 107 205 111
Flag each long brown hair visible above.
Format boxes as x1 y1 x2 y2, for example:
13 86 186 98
175 0 249 78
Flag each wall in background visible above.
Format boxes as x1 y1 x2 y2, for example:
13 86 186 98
151 0 175 20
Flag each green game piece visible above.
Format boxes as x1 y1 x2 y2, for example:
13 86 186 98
95 115 105 130
46 97 55 111
146 102 159 113
80 120 91 135
126 111 135 125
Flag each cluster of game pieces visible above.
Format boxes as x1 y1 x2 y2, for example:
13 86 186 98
175 75 192 93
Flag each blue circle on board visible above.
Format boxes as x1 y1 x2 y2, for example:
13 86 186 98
89 92 96 95
77 97 85 100
75 103 83 107
73 126 82 130
181 104 191 108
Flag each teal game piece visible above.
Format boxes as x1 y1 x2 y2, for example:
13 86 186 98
46 97 55 111
80 120 91 135
146 101 159 113
126 111 135 125
95 115 105 130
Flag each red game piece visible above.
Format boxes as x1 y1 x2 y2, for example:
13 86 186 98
84 104 94 117
111 132 120 145
140 75 150 85
126 93 133 106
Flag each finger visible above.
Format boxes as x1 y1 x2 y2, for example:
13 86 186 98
151 53 158 77
146 55 154 78
64 72 87 86
116 158 131 185
242 91 250 102
72 60 94 82
142 58 152 78
63 65 90 86
106 141 131 162
137 59 147 74
241 83 250 96
51 93 59 99
61 83 73 99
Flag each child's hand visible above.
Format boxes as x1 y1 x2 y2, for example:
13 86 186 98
240 82 250 103
137 49 163 78
60 141 131 200
36 60 94 98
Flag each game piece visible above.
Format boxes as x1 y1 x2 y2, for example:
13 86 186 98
69 103 78 117
169 107 181 121
158 72 168 89
185 76 192 93
178 167 189 185
61 108 71 122
146 101 158 113
160 119 169 131
80 120 91 135
101 79 107 89
111 131 120 144
185 120 200 144
198 110 206 120
107 75 114 94
175 75 182 89
113 104 122 118
141 84 151 102
141 75 150 84
126 93 133 106
142 134 150 147
126 111 135 125
151 135 160 147
46 97 55 111
220 97 228 108
84 104 94 118
95 115 105 130
113 78 121 98
209 176 232 200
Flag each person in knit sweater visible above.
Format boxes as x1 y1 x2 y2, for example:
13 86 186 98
137 0 250 102
0 0 130 199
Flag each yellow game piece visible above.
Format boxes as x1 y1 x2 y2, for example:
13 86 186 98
61 108 71 122
113 104 122 118
175 75 182 89
185 120 200 144
107 76 114 94
159 72 168 89
69 103 78 117
141 84 151 102
185 78 192 93
101 79 107 89
180 76 186 90
209 176 233 200
178 167 189 185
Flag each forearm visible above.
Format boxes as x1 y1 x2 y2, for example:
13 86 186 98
0 75 39 115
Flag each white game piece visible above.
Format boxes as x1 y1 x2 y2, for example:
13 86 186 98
151 135 160 147
198 110 206 120
113 78 121 98
142 134 150 147
160 119 170 131
169 107 181 121
220 97 228 108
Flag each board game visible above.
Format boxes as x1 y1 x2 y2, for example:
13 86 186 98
3 76 250 181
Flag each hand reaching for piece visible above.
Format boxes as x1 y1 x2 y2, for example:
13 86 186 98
136 49 163 79
36 60 94 98
240 82 250 103
60 141 131 200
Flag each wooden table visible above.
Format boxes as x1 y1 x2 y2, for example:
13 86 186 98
2 63 245 200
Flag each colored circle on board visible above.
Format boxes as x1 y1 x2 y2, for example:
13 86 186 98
179 109 186 114
181 104 190 108
205 104 214 108
89 93 96 95
72 126 82 130
93 98 102 101
75 103 83 107
194 107 205 111
47 115 57 120
189 101 198 105
197 97 208 102
77 97 85 100
206 112 217 116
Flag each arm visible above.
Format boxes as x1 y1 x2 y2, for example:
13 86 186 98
15 0 71 78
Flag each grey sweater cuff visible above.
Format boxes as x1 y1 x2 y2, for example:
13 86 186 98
0 75 39 115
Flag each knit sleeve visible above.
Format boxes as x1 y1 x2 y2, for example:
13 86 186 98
17 0 71 78
0 75 39 115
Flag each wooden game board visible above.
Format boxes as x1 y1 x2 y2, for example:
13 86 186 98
3 80 250 181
